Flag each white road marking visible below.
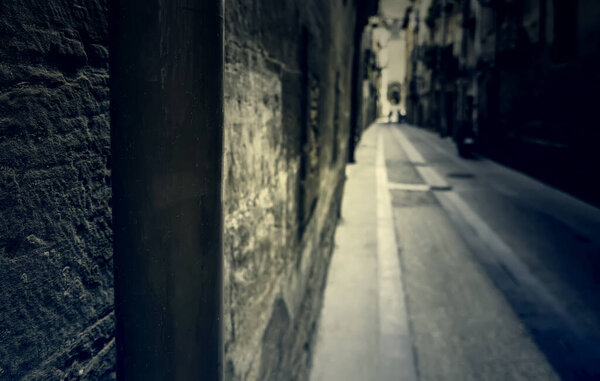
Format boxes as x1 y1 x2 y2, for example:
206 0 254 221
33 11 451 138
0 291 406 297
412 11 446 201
390 128 451 191
390 127 426 164
376 128 418 381
388 183 431 192
390 126 581 335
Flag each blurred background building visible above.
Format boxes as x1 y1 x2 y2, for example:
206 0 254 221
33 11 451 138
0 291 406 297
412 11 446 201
364 0 600 205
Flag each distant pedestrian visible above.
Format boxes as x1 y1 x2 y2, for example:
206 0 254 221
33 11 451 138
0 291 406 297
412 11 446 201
388 111 393 124
397 111 403 124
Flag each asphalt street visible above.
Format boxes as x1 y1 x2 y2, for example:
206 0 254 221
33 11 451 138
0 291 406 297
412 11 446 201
310 123 600 381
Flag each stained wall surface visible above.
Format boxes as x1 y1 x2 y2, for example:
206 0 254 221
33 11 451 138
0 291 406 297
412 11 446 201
223 1 357 379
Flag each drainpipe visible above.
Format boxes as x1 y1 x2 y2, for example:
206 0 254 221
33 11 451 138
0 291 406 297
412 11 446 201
109 1 224 380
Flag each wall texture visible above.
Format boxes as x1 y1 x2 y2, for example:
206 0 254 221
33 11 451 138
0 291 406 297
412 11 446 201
0 0 114 379
223 1 357 380
0 0 358 379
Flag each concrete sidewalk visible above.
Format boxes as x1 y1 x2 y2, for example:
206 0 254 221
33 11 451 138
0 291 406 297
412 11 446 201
309 124 380 381
309 124 558 381
309 125 415 381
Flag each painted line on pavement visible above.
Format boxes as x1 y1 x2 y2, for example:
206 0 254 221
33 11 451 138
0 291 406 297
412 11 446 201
376 127 418 381
390 126 580 335
390 128 451 191
388 182 452 192
388 183 431 192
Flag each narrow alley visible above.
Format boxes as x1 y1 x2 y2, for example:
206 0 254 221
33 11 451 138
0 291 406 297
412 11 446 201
3 0 600 379
311 123 600 381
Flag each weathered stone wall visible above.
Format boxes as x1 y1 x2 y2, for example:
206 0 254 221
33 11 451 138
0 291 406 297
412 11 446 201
223 1 357 380
0 1 114 379
0 0 358 378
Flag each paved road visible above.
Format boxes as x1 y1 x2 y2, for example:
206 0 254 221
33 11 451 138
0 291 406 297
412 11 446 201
310 123 600 380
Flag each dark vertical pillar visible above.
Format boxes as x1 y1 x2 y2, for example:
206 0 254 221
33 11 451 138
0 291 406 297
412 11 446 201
349 0 378 163
109 0 223 379
348 11 364 164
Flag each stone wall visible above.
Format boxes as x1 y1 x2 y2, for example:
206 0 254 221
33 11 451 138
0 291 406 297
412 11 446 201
0 0 114 379
223 1 357 380
0 0 358 378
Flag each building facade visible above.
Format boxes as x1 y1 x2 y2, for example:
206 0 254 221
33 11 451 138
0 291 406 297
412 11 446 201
400 0 600 202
